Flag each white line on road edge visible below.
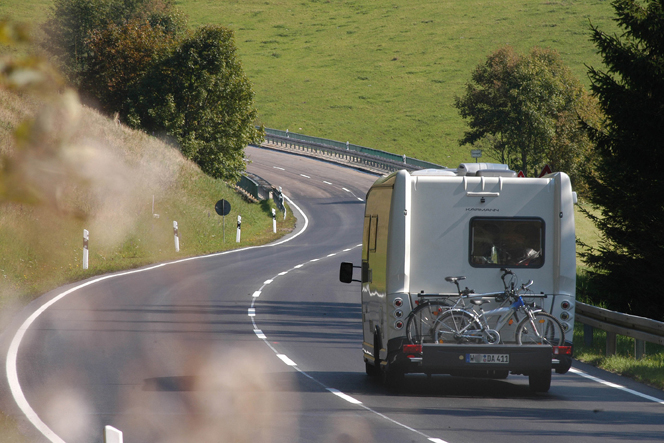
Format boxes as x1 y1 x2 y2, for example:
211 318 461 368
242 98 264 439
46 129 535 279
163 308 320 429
273 166 285 170
342 187 350 192
6 194 310 443
429 439 450 443
252 291 261 298
323 181 332 185
300 174 311 178
569 368 664 404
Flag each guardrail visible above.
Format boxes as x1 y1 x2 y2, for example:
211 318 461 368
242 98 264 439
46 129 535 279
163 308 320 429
263 127 446 173
576 302 664 359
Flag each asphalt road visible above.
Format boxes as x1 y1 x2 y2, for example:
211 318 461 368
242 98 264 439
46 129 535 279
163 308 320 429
2 146 663 443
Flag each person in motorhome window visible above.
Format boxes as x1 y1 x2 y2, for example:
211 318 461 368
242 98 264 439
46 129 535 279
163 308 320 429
470 218 544 268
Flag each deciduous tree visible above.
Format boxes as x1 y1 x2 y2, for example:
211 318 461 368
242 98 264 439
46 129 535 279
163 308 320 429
454 46 597 187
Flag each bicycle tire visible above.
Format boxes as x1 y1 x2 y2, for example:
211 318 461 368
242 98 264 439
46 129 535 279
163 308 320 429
405 301 452 344
515 311 565 346
433 309 482 344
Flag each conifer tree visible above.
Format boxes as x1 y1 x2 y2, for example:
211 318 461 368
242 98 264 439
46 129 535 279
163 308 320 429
581 0 664 320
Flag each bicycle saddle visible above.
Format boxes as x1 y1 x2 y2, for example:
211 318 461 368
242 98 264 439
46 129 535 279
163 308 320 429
470 298 490 306
445 276 466 283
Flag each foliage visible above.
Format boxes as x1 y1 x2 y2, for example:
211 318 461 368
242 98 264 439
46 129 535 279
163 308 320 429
128 25 264 182
580 0 664 321
81 17 177 115
454 46 598 185
41 0 186 85
41 0 261 182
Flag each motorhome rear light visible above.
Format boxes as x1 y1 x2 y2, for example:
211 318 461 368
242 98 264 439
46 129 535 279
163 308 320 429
561 300 572 310
403 344 422 354
394 309 404 318
560 311 570 321
561 322 570 332
553 346 572 356
394 298 403 308
394 320 404 329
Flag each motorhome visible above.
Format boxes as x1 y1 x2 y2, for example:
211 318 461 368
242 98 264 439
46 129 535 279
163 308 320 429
340 164 576 392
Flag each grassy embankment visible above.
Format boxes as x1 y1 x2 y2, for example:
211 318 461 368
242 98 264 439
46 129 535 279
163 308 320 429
0 88 295 315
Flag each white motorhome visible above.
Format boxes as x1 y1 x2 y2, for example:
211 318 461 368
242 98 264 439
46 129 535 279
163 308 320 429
340 164 576 392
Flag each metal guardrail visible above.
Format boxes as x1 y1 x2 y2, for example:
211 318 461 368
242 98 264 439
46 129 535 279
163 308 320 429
263 127 446 173
576 302 664 359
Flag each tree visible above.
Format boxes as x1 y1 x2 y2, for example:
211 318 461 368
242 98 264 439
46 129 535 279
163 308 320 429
42 0 186 86
128 25 263 182
580 0 664 320
454 46 597 185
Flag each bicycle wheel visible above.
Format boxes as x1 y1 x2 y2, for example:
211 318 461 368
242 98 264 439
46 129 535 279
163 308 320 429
405 301 451 344
515 312 565 346
433 309 481 344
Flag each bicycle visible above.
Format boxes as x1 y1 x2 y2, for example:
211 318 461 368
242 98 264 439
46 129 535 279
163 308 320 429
405 291 457 345
434 269 565 347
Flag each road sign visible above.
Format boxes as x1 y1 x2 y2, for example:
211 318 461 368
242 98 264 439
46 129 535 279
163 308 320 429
215 199 231 216
471 149 482 158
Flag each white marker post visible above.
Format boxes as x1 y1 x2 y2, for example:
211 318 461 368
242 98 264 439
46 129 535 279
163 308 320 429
104 425 123 443
272 208 277 233
83 229 89 270
173 221 179 252
236 215 242 243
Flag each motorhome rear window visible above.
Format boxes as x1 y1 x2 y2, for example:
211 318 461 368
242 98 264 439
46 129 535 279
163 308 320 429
469 218 545 268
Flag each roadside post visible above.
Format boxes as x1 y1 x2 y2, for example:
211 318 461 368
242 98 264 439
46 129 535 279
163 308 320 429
272 208 277 233
83 229 89 270
173 221 179 252
215 199 232 242
471 149 482 163
236 215 242 243
104 425 123 443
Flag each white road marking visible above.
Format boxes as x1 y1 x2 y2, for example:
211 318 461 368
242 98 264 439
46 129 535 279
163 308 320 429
342 187 350 192
569 368 664 404
429 439 451 443
252 291 261 298
327 253 336 257
277 354 297 366
300 174 311 178
343 248 352 252
273 166 285 170
248 308 256 317
357 198 364 201
254 329 266 339
294 264 304 269
264 279 273 284
278 271 288 276
327 388 362 405
323 181 332 185
310 258 319 262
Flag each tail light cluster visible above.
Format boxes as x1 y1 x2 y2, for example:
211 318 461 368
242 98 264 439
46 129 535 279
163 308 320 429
558 300 573 332
393 297 405 330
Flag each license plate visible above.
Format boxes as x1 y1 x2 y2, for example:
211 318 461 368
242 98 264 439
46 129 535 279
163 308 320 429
466 353 509 364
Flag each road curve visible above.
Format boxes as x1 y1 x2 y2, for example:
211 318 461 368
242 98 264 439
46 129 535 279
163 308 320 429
1 146 663 443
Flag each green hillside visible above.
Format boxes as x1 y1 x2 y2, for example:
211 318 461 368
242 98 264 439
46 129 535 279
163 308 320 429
0 0 618 168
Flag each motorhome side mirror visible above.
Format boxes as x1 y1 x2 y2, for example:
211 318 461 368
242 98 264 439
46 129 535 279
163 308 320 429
339 262 354 283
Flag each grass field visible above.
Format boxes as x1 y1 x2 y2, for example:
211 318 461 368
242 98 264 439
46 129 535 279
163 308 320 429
0 0 618 168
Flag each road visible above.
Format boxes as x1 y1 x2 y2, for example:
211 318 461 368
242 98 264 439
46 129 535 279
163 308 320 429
2 146 663 443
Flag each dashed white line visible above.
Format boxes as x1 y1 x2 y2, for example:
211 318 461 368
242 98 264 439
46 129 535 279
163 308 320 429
327 253 337 257
327 388 362 405
357 198 364 201
254 329 266 339
429 439 451 443
247 308 256 317
273 166 285 170
294 264 304 269
310 258 319 262
342 187 350 192
300 174 311 178
343 248 352 252
277 354 297 366
263 279 273 285
323 181 332 185
252 291 261 298
278 271 289 276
